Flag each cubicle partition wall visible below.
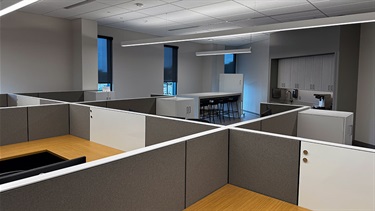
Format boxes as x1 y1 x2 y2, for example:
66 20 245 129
235 106 309 136
145 116 218 146
0 94 8 107
260 102 304 116
0 128 229 210
0 104 70 146
81 97 157 114
228 128 300 205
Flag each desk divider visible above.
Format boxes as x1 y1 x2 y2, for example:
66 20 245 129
228 128 300 205
106 98 157 114
0 94 7 107
90 107 146 151
28 104 70 141
70 104 90 140
0 107 28 146
37 91 85 102
145 116 218 146
81 100 107 107
260 102 303 115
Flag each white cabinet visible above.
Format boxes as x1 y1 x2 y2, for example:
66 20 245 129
278 59 291 88
156 97 195 119
299 142 375 211
297 109 353 145
304 55 322 91
278 54 335 91
290 57 305 89
84 91 115 101
321 54 335 92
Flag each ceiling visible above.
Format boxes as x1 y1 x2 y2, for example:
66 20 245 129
2 0 375 46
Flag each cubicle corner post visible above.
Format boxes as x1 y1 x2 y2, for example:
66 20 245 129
28 104 70 141
69 104 90 140
185 129 229 207
228 129 300 205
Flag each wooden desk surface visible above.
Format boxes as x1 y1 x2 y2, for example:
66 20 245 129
0 135 123 162
185 184 310 211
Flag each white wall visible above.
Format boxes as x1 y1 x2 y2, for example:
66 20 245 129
98 26 215 98
201 44 225 92
0 12 74 93
237 38 270 114
355 23 375 145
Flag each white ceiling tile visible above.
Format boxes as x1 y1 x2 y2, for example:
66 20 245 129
97 11 147 25
220 12 264 22
235 0 308 11
172 0 227 9
317 1 375 16
233 16 278 27
309 0 374 8
161 0 181 3
272 9 326 22
96 0 133 6
76 6 127 20
155 9 215 24
116 0 166 11
191 1 254 18
137 4 183 15
45 1 109 18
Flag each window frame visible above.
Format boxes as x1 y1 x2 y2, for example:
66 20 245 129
97 35 113 90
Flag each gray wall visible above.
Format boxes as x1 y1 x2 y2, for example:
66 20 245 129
70 104 90 140
237 38 270 114
229 129 300 205
0 12 74 93
269 26 340 59
355 23 375 145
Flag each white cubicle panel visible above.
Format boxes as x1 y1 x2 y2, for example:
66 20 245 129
299 141 375 210
90 107 145 151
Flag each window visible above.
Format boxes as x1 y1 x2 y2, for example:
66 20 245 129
164 45 178 95
98 36 113 91
224 54 236 74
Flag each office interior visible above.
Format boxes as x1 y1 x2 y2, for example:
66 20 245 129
0 0 375 210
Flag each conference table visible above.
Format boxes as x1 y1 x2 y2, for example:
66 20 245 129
178 92 242 119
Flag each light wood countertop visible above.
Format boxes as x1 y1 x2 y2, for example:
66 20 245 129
185 184 310 211
0 135 124 162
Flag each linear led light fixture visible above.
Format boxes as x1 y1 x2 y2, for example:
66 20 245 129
0 0 39 17
121 12 375 47
64 0 96 9
196 48 252 56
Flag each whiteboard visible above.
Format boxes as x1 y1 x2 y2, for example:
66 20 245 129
90 107 146 152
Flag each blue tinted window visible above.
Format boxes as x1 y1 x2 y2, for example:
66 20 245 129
164 45 178 95
224 54 236 74
98 36 113 90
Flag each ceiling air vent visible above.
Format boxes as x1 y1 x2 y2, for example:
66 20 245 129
64 0 95 9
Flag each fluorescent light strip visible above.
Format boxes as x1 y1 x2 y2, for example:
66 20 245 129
121 12 375 47
0 0 39 17
196 48 252 56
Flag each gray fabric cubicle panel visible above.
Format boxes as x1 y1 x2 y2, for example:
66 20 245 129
229 129 300 205
107 98 156 114
69 104 90 140
0 94 7 107
38 91 85 102
260 103 302 115
237 121 261 130
16 92 40 97
261 112 298 136
186 130 229 207
0 142 185 211
28 104 69 140
0 107 28 146
145 116 218 146
81 101 107 107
